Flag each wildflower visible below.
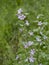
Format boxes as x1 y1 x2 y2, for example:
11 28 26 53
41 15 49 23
36 36 41 42
38 21 43 26
18 14 26 20
30 49 35 55
24 44 28 48
29 56 35 62
18 8 23 14
16 55 19 60
24 41 34 48
27 41 34 46
29 31 34 36
17 8 26 20
40 31 43 35
25 20 29 26
43 35 47 40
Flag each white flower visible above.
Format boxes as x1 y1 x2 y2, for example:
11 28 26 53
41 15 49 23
25 20 29 26
40 31 43 35
18 14 26 20
29 57 35 62
18 8 23 14
27 41 34 46
38 21 43 26
16 55 19 60
29 31 34 36
30 49 35 55
43 35 47 40
36 36 41 42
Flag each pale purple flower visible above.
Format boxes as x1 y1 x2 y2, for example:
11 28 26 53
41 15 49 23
24 44 28 48
38 21 43 26
18 14 26 20
30 49 35 55
29 31 34 36
18 8 23 14
25 20 29 26
43 35 47 40
27 41 34 46
24 41 34 48
29 57 35 62
36 36 41 42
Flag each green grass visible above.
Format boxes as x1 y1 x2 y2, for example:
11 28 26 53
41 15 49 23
0 0 49 65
